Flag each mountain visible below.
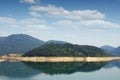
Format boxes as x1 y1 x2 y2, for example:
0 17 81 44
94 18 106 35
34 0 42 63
0 34 45 55
0 37 5 44
0 37 5 41
23 43 108 57
111 46 120 56
101 45 115 52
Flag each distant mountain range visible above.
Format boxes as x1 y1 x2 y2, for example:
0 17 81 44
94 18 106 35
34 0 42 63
111 46 120 56
101 45 115 52
100 45 120 56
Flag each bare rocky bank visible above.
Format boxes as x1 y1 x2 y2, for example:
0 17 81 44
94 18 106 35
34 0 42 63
0 56 120 62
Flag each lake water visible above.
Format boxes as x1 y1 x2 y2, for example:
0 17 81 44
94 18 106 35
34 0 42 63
0 61 119 80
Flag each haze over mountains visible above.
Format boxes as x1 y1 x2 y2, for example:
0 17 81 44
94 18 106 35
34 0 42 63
0 34 120 56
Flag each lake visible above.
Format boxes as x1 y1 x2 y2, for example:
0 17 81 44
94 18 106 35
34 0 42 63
0 61 119 80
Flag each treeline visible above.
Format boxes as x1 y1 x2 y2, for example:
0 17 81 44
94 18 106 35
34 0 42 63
23 43 108 57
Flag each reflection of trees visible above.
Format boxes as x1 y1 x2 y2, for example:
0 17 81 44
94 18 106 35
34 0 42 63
0 62 39 78
24 62 108 75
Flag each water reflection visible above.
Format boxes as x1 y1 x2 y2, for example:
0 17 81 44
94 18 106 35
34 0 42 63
104 61 120 69
24 62 108 75
0 62 39 78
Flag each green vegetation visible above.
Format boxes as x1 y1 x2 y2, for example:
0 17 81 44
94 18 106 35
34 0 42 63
23 43 108 57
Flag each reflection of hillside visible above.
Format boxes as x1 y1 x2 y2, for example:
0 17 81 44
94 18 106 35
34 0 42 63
0 62 39 78
104 61 120 69
24 62 108 75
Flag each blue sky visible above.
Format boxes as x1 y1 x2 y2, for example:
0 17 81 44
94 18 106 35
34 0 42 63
0 0 120 47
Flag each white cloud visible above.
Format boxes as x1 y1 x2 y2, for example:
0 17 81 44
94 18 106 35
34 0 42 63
29 4 105 20
19 0 39 4
28 4 120 30
0 16 53 31
55 20 120 29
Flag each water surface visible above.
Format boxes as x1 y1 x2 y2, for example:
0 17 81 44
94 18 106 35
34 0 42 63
0 61 119 80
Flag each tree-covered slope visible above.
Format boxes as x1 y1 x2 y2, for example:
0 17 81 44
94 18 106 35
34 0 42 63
46 40 68 44
23 43 108 57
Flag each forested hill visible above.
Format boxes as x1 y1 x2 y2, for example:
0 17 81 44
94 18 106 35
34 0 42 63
23 43 108 57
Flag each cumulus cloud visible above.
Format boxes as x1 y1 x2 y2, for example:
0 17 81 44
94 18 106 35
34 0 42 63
29 4 105 20
28 4 120 30
19 0 39 4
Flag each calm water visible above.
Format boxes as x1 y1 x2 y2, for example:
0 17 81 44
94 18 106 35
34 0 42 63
0 61 119 80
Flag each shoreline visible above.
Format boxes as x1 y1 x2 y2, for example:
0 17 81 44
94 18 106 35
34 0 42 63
0 56 120 62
